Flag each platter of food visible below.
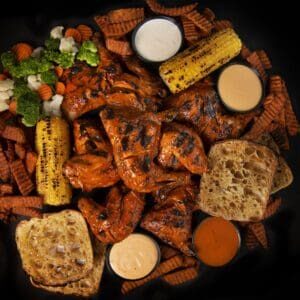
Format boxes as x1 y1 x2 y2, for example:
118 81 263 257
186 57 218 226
0 0 299 299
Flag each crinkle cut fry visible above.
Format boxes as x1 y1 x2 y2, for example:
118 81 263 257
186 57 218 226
11 207 42 218
181 16 199 42
10 160 34 196
1 125 26 144
257 50 272 69
0 184 13 195
213 20 233 31
146 0 198 17
105 39 133 56
107 8 145 23
162 267 198 286
263 197 282 219
184 10 214 34
245 228 259 250
246 51 267 82
0 144 10 182
248 222 268 249
0 196 43 209
243 93 286 140
121 255 184 294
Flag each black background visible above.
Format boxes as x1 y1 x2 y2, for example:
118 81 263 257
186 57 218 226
0 1 299 299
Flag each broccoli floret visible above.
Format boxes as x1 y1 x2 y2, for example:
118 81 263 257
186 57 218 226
77 41 100 67
45 38 60 50
1 51 17 69
13 79 32 98
16 92 41 127
43 50 74 68
7 57 52 78
41 70 57 85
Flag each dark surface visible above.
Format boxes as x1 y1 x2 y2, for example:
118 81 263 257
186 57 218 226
1 1 300 299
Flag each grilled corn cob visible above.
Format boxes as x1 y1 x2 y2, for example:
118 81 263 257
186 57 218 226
35 117 71 206
159 28 242 93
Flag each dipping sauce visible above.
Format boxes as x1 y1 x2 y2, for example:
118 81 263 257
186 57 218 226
133 17 183 62
193 217 240 267
108 233 160 280
217 64 263 112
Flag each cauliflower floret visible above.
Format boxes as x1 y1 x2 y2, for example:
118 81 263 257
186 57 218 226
27 74 42 91
43 94 64 117
0 100 9 112
0 91 10 101
50 26 64 39
59 37 78 54
31 47 44 58
0 79 14 92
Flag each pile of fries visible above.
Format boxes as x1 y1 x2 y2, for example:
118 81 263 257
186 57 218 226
0 111 42 222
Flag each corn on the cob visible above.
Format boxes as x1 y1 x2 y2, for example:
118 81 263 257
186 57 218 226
159 28 242 94
35 117 71 206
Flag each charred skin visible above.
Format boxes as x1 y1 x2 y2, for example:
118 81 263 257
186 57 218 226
78 187 145 243
100 107 191 193
158 122 208 174
141 185 196 256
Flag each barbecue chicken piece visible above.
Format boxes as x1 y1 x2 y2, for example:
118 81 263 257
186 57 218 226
100 107 191 192
141 185 196 256
158 122 208 174
64 119 119 191
62 36 122 120
164 83 255 144
78 186 145 243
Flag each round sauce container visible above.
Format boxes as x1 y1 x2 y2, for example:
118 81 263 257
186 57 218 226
108 233 160 280
193 217 240 267
217 63 264 112
132 17 183 63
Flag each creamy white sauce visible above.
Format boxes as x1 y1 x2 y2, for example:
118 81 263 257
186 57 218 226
218 64 263 112
109 234 159 280
134 18 182 62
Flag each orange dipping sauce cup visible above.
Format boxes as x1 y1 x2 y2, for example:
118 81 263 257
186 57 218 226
192 217 241 267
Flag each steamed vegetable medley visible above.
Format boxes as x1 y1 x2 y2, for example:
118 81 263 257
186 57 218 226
0 26 100 126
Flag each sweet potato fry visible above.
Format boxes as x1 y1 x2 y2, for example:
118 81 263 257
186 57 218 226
245 228 259 250
162 267 198 286
246 52 267 82
25 151 38 176
1 125 26 144
257 50 272 70
184 10 214 34
107 8 144 23
5 140 15 162
11 207 42 218
105 38 133 56
121 255 184 294
248 222 268 249
15 143 26 160
243 93 286 140
181 16 199 42
161 245 180 260
95 17 143 37
213 20 233 31
263 198 282 219
270 125 290 150
146 0 198 17
0 144 10 182
269 75 283 93
0 196 43 209
0 184 13 195
202 8 216 21
240 44 252 59
10 160 34 196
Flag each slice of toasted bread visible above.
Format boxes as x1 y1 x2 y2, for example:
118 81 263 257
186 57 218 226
271 156 293 194
255 133 293 194
16 210 93 286
30 239 106 297
199 140 278 221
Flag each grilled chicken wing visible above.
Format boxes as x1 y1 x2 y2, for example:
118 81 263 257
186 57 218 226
164 83 255 144
100 107 191 192
78 186 145 243
64 119 119 191
141 185 196 256
158 122 208 174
